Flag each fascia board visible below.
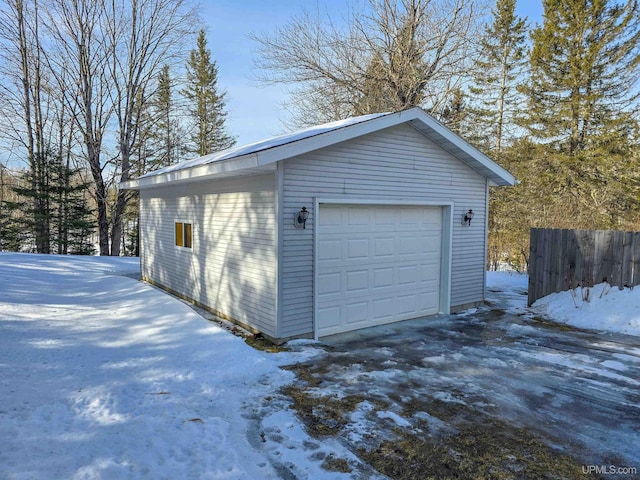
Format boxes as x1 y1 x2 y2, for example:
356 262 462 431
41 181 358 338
122 153 261 189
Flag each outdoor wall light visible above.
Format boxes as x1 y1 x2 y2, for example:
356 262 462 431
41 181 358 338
463 209 474 226
294 206 309 229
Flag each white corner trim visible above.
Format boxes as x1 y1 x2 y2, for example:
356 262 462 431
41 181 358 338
313 197 320 341
275 166 285 339
440 204 453 314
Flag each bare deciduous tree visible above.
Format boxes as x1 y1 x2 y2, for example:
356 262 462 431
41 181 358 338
0 0 50 252
45 0 114 255
45 0 195 255
252 0 486 126
106 0 196 256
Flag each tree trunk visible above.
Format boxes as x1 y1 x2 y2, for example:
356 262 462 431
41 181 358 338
86 141 109 255
15 0 49 253
110 189 126 256
110 126 132 256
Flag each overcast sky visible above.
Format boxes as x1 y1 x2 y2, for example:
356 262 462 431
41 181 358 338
200 0 544 146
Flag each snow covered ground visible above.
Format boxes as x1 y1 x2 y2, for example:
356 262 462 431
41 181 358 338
487 271 640 337
0 253 357 479
2 254 638 479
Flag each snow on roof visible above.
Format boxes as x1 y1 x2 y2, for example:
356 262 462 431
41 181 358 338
139 112 389 179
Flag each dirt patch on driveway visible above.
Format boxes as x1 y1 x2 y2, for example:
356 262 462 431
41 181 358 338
280 302 640 478
285 364 592 479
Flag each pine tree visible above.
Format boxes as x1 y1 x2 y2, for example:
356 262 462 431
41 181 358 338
468 0 527 154
148 65 184 169
523 0 640 153
0 166 25 251
519 0 640 231
183 30 235 156
3 155 95 254
439 88 467 136
6 155 52 253
49 161 95 255
155 65 174 168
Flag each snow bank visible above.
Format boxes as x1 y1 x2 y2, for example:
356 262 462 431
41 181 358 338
487 270 640 337
533 283 640 337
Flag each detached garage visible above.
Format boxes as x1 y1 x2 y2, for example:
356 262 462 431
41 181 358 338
122 107 515 343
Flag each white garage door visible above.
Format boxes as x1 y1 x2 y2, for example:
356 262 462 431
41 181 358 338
316 204 442 337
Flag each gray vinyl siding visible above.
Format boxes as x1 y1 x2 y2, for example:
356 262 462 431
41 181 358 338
139 174 278 337
280 124 487 338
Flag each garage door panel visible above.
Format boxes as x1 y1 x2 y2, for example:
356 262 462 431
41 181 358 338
319 207 342 226
317 204 443 337
346 270 369 292
373 267 394 288
345 301 369 324
347 238 370 259
419 263 439 278
399 235 421 255
317 306 341 329
399 208 424 224
372 297 394 319
398 265 420 285
397 293 419 314
420 291 438 310
374 208 396 225
318 239 342 260
374 237 395 257
317 272 341 296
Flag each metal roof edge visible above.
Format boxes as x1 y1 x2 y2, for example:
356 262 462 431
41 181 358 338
122 107 515 189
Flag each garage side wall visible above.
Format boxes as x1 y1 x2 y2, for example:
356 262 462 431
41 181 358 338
139 174 278 337
281 124 487 338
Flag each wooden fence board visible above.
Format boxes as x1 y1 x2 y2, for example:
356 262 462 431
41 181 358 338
527 229 538 306
527 228 640 305
633 232 640 287
611 233 623 288
622 232 633 287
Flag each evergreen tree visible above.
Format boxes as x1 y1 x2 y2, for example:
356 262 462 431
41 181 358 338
183 30 235 156
154 65 175 168
147 65 185 169
6 155 52 253
439 88 468 136
523 0 640 153
0 166 25 251
49 161 95 255
130 90 154 177
355 53 394 114
3 155 95 254
468 0 527 154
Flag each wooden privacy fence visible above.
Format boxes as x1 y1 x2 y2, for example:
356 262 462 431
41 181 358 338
528 228 640 306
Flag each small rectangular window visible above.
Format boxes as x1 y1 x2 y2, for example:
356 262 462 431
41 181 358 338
184 223 192 248
175 222 192 248
175 222 184 247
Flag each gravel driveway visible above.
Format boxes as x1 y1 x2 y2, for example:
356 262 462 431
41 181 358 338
278 287 640 479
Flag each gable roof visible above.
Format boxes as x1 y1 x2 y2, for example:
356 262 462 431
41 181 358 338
121 107 515 189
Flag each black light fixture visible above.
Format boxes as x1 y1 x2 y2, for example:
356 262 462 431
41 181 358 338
463 209 474 226
295 206 309 229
